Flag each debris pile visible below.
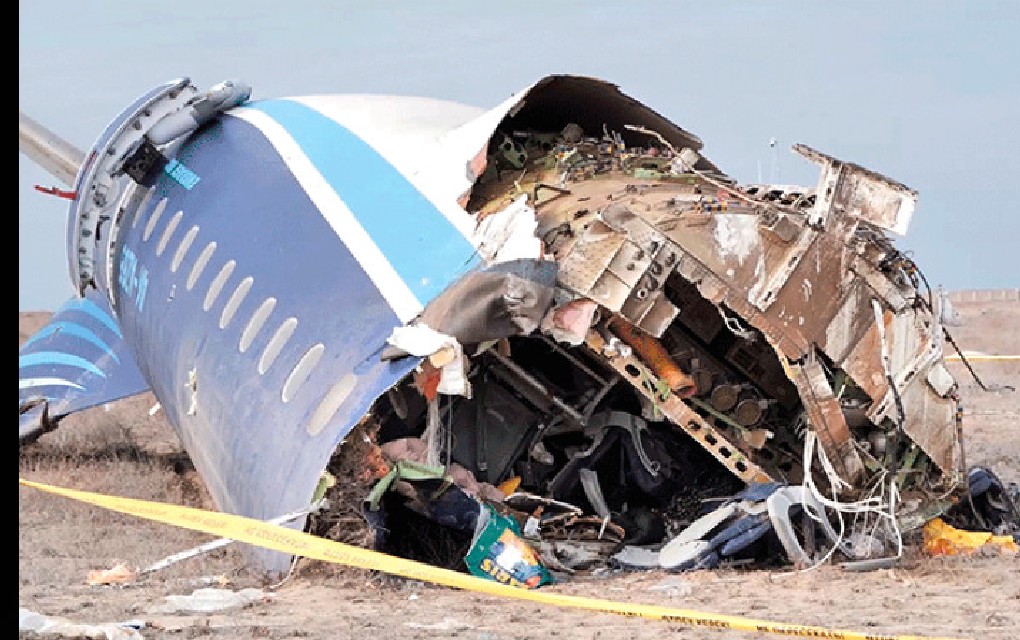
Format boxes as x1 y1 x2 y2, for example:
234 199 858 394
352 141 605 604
310 85 1020 585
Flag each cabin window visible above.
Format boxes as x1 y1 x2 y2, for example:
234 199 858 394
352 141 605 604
156 211 183 256
219 276 253 329
259 317 298 374
307 373 356 435
282 343 325 403
130 189 156 229
142 198 167 241
203 259 235 311
171 225 199 272
187 242 217 291
239 297 277 353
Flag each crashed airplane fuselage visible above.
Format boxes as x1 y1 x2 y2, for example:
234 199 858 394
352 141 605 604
19 74 966 576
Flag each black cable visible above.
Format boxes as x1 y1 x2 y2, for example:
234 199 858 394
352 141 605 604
942 326 1015 393
885 374 908 479
907 255 934 313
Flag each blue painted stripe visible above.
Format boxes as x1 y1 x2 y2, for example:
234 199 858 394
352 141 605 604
22 322 119 362
78 298 122 336
19 352 107 378
249 100 479 304
55 297 122 337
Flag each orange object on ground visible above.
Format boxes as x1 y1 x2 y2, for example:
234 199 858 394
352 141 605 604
609 318 696 398
922 517 1019 556
86 562 137 585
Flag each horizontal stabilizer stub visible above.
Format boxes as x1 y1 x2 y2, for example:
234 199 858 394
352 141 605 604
19 290 149 444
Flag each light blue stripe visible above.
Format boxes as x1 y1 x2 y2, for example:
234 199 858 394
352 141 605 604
249 100 480 305
78 298 122 336
19 352 107 378
22 322 119 363
55 297 122 337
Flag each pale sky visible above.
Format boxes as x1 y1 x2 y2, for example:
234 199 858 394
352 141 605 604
19 0 1019 311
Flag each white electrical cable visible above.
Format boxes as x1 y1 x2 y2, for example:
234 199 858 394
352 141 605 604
720 309 757 341
808 432 903 558
775 431 903 577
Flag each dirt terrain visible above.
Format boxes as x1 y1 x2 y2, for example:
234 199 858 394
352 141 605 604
18 292 1020 640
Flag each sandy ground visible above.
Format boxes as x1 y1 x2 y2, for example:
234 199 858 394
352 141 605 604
18 297 1020 640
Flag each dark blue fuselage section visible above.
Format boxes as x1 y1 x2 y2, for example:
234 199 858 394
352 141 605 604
108 109 475 572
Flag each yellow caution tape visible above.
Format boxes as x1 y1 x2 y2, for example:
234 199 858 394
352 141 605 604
944 354 1020 362
19 478 970 640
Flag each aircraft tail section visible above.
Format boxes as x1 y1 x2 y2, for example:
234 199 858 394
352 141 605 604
19 290 150 444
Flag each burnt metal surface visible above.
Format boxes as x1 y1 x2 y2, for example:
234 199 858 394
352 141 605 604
443 83 964 540
305 82 969 576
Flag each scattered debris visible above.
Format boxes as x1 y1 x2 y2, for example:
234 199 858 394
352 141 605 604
19 608 144 640
148 587 272 614
646 576 694 598
86 562 137 586
141 502 323 576
464 504 554 588
404 617 474 632
923 518 1019 556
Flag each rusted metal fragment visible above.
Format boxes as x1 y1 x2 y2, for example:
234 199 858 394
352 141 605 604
588 270 633 312
469 98 961 515
851 255 911 312
550 197 682 334
648 211 830 361
787 358 864 484
667 245 808 362
758 210 802 244
794 143 918 236
653 208 812 316
606 239 655 288
746 228 817 312
874 304 957 472
556 219 628 296
896 374 959 474
606 156 954 484
760 215 857 345
926 362 956 398
585 329 772 484
835 299 958 473
841 321 891 407
822 281 876 366
602 202 666 257
625 291 680 337
881 308 940 389
608 318 696 396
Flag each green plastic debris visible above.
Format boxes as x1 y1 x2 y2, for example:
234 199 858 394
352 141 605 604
310 471 336 505
464 504 554 589
365 460 451 511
